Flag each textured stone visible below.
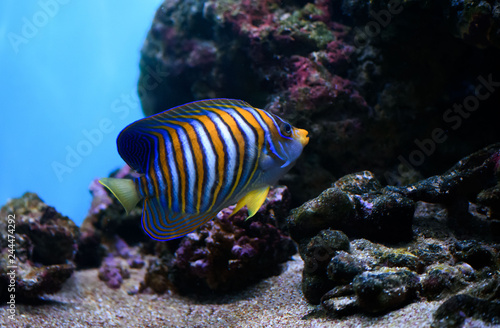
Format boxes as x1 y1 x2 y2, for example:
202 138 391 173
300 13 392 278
0 193 78 301
353 269 420 314
288 171 415 243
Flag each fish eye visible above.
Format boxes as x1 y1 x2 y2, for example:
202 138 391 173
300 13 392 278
280 122 292 137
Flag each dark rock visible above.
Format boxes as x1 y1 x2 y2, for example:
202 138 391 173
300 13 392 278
450 240 496 269
302 229 350 265
387 144 500 235
1 193 79 265
0 193 78 301
432 294 500 328
288 171 415 243
408 239 453 266
333 171 382 194
302 272 335 306
352 269 420 314
288 187 355 243
142 259 171 294
300 229 350 304
476 184 500 219
326 251 364 284
421 264 469 300
320 284 358 317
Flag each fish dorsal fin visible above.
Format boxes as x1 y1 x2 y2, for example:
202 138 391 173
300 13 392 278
142 196 218 241
163 98 255 116
230 186 270 219
116 99 253 173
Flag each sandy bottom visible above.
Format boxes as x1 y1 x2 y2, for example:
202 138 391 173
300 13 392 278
0 255 453 328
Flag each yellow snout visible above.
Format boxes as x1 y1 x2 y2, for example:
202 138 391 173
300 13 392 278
294 128 309 147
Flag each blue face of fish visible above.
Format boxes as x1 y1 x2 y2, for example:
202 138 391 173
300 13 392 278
99 98 309 240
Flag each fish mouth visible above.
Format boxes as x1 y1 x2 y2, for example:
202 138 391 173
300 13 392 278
296 128 309 146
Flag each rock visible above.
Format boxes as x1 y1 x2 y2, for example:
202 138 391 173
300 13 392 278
421 263 470 300
450 240 496 269
0 193 78 301
387 143 500 237
321 284 359 317
432 294 500 328
98 256 131 289
288 171 415 243
326 251 365 284
301 229 351 304
302 273 335 306
441 0 500 49
377 248 424 273
408 238 453 266
353 269 420 314
96 236 145 289
0 262 74 301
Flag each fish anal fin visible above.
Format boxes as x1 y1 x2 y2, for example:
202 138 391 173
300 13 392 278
142 197 217 241
230 186 270 219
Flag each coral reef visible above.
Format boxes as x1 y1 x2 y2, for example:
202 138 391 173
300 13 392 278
80 170 295 294
288 144 500 320
0 193 78 301
97 237 144 289
138 0 500 207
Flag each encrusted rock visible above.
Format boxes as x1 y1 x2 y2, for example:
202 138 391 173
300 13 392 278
387 143 500 237
326 251 364 284
301 229 351 303
450 240 496 269
353 269 420 314
432 294 500 328
321 284 358 317
98 256 131 289
0 193 78 301
288 171 415 244
421 263 470 300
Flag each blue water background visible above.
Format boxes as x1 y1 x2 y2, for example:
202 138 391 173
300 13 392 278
0 0 162 226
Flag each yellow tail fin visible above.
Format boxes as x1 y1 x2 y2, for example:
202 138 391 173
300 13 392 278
99 177 141 214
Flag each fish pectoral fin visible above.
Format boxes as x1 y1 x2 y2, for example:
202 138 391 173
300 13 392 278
230 186 270 219
99 177 141 214
142 197 217 241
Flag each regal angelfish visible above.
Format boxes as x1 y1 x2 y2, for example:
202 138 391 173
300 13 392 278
99 99 309 241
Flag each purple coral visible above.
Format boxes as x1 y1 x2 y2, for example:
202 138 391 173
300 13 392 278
98 256 131 289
